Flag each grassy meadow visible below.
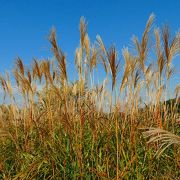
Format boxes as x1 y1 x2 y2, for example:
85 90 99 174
0 15 180 179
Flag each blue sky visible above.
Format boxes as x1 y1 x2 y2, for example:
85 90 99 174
0 0 179 86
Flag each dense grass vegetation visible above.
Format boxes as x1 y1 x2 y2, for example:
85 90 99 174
0 15 180 179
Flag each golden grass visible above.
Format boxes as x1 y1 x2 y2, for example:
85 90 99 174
0 14 179 179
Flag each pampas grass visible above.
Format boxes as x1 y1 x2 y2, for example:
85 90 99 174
0 15 180 179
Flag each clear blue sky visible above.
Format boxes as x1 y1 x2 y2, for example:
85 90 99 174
0 0 179 86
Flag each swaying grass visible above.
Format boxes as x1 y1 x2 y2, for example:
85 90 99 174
0 14 180 179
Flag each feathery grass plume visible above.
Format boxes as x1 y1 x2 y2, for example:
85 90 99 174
167 66 175 80
16 57 25 75
0 75 9 101
133 69 141 89
156 85 165 103
80 16 87 48
144 63 155 98
78 17 90 88
154 28 165 80
89 46 98 73
49 29 68 86
13 59 34 97
0 75 8 93
145 66 153 89
5 72 13 99
143 127 180 157
32 59 42 82
89 46 98 88
84 34 90 59
40 60 52 84
96 35 107 56
75 47 83 79
52 66 57 81
162 25 180 68
174 84 180 98
27 69 32 84
162 25 170 64
121 48 137 92
154 28 161 57
107 45 120 90
133 14 154 72
75 47 86 96
96 35 108 74
100 54 108 74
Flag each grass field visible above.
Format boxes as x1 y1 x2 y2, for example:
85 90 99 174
0 15 180 179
